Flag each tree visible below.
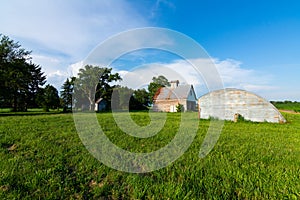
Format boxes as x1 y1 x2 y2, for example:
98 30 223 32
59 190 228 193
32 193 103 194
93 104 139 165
176 103 184 112
0 34 30 110
74 65 121 111
60 77 75 112
111 86 133 110
148 75 170 104
27 63 47 108
0 34 46 111
110 86 149 111
131 88 150 110
37 84 60 112
152 75 170 86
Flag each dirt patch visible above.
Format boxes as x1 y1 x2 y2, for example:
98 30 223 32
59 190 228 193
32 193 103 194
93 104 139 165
0 185 9 192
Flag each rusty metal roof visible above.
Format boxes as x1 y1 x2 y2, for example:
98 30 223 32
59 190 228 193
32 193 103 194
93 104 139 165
154 85 195 100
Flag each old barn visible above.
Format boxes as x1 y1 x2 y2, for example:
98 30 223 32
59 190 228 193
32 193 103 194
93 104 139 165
198 88 286 123
153 80 197 112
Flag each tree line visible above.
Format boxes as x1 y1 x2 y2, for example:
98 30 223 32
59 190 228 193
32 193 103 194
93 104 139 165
0 34 169 112
63 65 170 112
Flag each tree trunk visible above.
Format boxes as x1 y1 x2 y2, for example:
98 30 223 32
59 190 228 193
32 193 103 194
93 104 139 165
88 98 94 111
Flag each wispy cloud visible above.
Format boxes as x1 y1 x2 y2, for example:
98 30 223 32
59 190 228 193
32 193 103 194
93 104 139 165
47 70 69 91
68 61 84 77
112 57 275 99
1 0 148 89
214 59 275 92
150 0 176 19
0 1 281 100
1 0 148 59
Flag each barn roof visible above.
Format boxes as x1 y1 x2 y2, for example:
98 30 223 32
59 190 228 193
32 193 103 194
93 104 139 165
154 84 195 100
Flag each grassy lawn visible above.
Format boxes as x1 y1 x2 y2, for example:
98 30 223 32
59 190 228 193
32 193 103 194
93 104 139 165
272 101 300 112
0 112 300 199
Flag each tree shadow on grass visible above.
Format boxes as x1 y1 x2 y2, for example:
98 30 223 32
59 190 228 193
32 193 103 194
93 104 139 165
0 110 67 117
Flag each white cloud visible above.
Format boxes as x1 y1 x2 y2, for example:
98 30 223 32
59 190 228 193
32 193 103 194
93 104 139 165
31 54 62 73
214 59 249 84
0 1 281 100
150 0 176 19
1 0 148 59
68 61 84 77
84 28 176 67
30 53 74 90
116 63 191 90
114 70 129 78
1 0 149 90
213 58 275 93
48 70 68 78
240 84 277 92
112 57 275 99
46 70 69 91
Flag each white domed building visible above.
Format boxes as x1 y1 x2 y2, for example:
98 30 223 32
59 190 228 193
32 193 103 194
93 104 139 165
198 88 286 123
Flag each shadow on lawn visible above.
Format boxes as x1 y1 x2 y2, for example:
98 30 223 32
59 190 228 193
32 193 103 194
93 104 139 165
0 110 68 117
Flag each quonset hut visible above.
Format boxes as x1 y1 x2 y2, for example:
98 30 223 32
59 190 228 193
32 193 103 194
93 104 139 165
198 88 286 123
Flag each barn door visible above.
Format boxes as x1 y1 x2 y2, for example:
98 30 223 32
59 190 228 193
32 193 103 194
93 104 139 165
170 105 176 112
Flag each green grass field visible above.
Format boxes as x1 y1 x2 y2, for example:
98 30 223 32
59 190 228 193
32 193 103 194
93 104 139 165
1 111 300 199
271 101 300 112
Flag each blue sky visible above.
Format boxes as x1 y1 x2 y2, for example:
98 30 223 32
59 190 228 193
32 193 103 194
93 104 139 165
1 0 300 100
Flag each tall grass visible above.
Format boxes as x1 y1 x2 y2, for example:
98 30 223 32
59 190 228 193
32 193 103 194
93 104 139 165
0 112 300 199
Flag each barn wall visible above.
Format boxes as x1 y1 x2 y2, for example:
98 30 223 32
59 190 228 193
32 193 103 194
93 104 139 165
153 100 187 112
187 100 196 111
153 99 197 112
178 99 187 112
187 88 197 101
198 89 286 123
153 100 178 112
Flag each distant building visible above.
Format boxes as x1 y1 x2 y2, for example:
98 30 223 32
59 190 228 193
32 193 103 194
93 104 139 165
153 80 197 112
94 98 107 112
198 88 286 123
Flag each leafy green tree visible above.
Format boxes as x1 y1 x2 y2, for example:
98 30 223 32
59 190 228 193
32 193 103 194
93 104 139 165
112 86 133 110
0 34 30 110
27 63 47 108
111 86 150 111
111 86 120 111
37 84 60 112
0 34 46 111
74 65 121 111
152 75 170 86
132 88 150 110
148 75 170 104
60 77 75 112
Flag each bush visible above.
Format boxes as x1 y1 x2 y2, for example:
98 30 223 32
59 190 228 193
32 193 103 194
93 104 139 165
234 113 247 122
176 103 184 112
